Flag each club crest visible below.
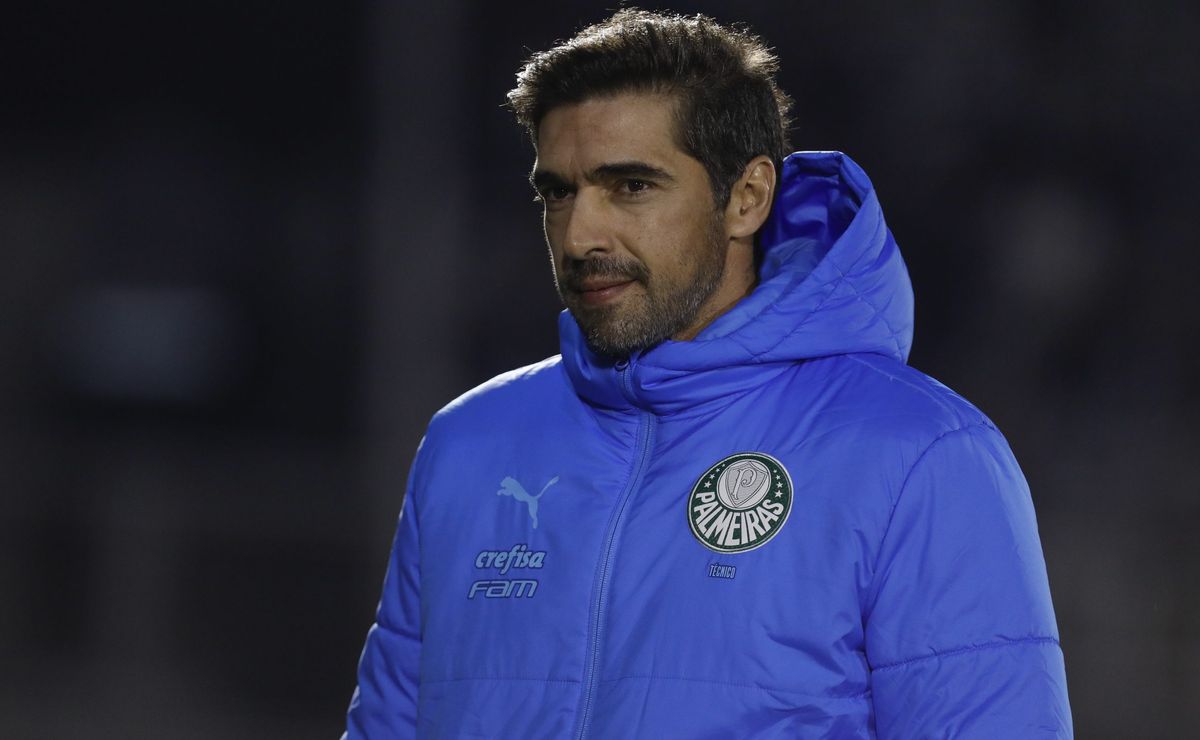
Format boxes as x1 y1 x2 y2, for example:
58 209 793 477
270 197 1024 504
687 452 792 553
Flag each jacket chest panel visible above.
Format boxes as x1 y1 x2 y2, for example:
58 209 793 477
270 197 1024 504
415 415 645 683
590 419 886 697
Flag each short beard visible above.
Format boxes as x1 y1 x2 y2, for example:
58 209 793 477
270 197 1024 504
558 214 727 358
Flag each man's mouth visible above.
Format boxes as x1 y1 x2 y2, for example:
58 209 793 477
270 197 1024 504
576 277 635 305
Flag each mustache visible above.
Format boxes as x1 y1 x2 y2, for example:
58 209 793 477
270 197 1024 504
562 256 649 292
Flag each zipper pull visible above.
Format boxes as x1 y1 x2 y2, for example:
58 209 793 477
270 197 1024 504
615 352 639 401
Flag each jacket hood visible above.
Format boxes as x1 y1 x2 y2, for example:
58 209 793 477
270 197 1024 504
560 151 914 415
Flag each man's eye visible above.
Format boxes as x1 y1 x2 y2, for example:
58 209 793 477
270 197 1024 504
623 179 651 194
539 186 571 202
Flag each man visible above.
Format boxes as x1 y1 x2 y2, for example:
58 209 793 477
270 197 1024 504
345 9 1071 738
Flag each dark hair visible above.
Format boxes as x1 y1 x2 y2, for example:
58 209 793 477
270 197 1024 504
507 8 793 207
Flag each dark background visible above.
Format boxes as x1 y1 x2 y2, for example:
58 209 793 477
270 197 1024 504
3 1 1196 737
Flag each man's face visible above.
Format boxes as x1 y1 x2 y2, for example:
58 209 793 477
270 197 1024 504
532 92 731 357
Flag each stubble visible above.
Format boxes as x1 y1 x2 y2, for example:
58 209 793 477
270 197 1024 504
559 215 727 357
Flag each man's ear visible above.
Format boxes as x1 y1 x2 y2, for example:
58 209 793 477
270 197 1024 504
724 155 777 239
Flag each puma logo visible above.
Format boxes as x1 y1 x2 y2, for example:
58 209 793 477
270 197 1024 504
497 476 559 529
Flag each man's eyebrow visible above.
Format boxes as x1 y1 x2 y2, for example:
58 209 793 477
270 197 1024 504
529 161 675 191
590 161 675 183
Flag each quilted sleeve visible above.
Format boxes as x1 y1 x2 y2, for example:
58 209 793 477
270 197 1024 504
344 451 424 738
865 424 1072 738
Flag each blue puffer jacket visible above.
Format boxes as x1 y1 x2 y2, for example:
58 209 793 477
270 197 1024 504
345 152 1072 738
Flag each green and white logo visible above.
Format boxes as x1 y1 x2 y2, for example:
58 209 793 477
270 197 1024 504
687 452 792 554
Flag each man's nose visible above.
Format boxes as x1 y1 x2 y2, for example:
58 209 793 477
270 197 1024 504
562 190 609 259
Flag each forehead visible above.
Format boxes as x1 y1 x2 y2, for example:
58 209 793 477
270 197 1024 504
534 92 685 172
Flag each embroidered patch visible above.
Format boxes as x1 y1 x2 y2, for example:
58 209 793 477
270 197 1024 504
687 452 792 553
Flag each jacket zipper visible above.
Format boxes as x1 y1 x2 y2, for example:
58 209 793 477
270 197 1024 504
574 364 656 739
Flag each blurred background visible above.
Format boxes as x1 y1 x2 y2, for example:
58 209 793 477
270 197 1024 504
2 1 1196 737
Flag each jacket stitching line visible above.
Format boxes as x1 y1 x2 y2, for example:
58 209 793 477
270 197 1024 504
823 249 905 359
747 239 901 362
842 355 946 406
862 422 990 615
597 674 870 700
422 676 581 686
871 637 1062 673
842 356 997 427
732 236 898 365
744 272 847 362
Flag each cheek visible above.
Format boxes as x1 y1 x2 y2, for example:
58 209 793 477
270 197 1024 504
644 212 710 270
624 210 676 254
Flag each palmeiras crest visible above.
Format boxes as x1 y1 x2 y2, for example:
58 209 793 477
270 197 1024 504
687 452 793 554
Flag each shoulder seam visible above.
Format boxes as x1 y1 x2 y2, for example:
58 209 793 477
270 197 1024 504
843 354 971 413
871 636 1061 673
844 355 993 429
